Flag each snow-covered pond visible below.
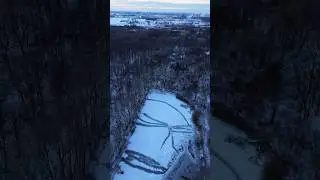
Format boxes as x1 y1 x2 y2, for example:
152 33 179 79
112 90 210 180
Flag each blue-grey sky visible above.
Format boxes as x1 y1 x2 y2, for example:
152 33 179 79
110 0 210 13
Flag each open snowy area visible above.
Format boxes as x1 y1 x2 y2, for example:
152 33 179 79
110 11 210 28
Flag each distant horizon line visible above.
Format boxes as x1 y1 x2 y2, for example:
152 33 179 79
110 9 210 14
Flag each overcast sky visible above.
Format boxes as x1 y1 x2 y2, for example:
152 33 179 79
110 0 210 13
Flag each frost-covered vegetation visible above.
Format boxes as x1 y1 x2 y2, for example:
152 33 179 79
110 25 210 172
213 0 320 179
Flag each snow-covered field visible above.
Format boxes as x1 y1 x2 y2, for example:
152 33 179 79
110 11 210 28
112 90 209 180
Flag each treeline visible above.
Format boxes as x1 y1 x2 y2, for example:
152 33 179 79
110 26 209 55
212 0 320 179
0 0 107 179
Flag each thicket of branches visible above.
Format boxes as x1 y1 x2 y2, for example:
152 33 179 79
0 1 107 179
212 0 320 179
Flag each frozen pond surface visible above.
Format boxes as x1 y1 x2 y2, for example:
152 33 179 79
113 90 208 180
93 90 261 180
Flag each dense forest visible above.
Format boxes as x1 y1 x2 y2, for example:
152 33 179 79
212 0 320 179
0 0 107 179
